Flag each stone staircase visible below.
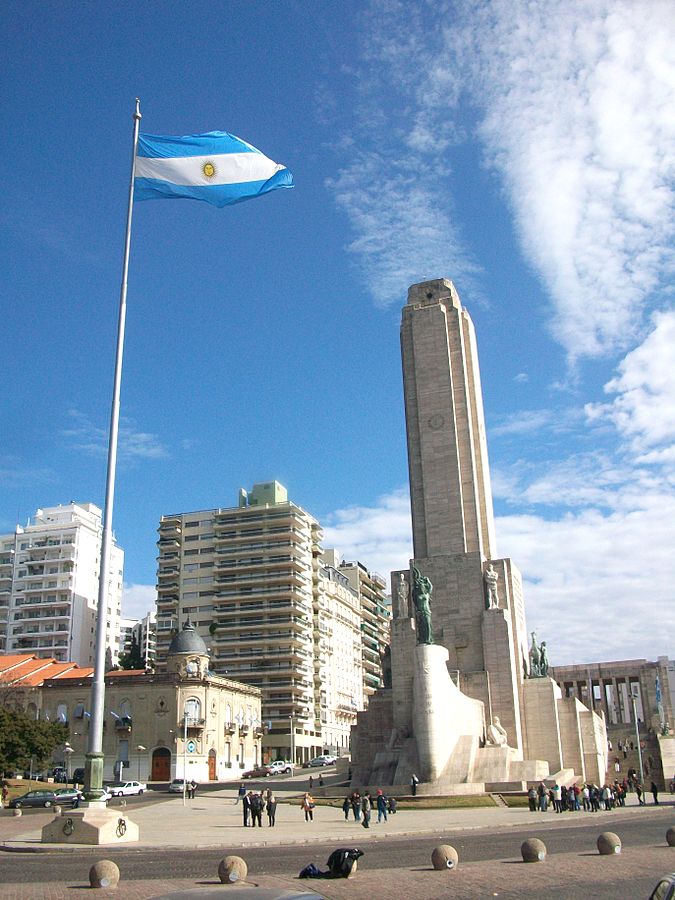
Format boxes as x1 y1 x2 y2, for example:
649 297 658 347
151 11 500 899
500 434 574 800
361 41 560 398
605 727 665 789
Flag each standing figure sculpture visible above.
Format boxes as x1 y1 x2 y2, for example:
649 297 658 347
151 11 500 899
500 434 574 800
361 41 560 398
484 563 499 609
395 572 410 619
539 641 549 677
411 565 434 645
529 631 541 677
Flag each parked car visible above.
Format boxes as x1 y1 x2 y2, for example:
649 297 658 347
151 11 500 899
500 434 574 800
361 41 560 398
242 765 272 779
267 760 294 775
168 778 186 794
308 755 337 767
52 787 84 807
9 790 58 809
107 780 146 796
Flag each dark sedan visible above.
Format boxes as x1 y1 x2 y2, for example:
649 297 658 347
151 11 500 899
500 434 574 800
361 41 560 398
9 789 58 809
53 787 84 807
242 765 272 779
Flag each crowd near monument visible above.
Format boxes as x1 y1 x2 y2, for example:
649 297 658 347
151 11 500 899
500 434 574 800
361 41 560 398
351 278 608 793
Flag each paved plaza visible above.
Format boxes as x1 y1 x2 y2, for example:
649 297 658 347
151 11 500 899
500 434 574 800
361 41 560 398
0 787 673 898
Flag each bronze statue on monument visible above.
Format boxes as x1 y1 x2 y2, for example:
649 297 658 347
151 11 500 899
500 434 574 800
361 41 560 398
411 565 434 644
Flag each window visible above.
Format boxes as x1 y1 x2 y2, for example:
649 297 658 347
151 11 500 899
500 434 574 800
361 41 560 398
184 697 201 723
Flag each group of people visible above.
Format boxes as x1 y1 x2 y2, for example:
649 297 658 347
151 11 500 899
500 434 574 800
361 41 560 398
342 789 397 827
237 785 278 827
527 777 660 813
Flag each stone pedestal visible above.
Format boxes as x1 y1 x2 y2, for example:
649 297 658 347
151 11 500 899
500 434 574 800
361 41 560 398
412 643 484 782
41 807 139 845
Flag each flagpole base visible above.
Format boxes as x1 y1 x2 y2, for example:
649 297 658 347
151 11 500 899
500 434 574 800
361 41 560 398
41 808 139 845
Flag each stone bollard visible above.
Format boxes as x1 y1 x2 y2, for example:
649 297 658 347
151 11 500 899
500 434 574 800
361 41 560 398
218 855 248 884
431 844 459 870
89 860 121 888
53 805 62 815
521 838 546 863
13 808 22 817
597 832 621 855
666 827 675 847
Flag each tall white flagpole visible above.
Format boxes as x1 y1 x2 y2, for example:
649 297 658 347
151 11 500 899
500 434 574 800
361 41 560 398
85 98 142 801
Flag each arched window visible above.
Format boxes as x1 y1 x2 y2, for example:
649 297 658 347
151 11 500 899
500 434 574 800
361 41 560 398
119 698 132 719
225 703 232 725
184 697 201 724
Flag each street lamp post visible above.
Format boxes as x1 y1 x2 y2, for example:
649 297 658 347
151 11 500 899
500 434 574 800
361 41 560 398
136 745 146 782
183 710 188 807
630 688 645 786
63 743 74 788
289 715 294 767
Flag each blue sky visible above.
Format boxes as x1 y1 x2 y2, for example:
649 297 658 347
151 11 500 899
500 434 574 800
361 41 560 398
2 0 674 666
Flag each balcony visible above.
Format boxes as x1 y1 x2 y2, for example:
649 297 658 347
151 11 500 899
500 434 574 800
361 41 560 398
114 716 133 733
182 717 206 731
224 723 237 736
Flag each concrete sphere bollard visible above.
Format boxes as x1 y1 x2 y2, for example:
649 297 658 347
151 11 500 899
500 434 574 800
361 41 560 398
666 827 675 847
521 838 547 863
218 855 248 884
597 832 621 855
13 808 22 817
89 860 121 888
431 844 459 870
53 805 62 815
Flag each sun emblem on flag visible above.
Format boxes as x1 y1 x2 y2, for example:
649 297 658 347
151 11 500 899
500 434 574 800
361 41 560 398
203 161 216 178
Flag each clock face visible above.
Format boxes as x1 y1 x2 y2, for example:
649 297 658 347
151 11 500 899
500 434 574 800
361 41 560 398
428 414 444 430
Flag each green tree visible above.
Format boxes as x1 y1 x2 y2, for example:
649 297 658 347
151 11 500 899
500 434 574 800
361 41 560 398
118 631 145 670
0 707 68 777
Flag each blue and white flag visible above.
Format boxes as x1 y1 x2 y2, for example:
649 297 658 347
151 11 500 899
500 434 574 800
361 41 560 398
135 131 293 208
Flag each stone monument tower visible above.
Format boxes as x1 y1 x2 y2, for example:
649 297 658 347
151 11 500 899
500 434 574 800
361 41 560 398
351 279 607 792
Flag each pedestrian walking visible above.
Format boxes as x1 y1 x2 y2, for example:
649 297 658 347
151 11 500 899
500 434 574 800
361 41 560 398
301 792 315 822
250 791 263 827
410 773 419 796
188 779 197 800
636 783 645 806
351 790 361 821
361 792 371 828
309 775 314 790
242 791 252 826
319 775 324 787
236 783 246 805
651 781 659 805
266 790 277 827
342 796 351 821
376 789 388 823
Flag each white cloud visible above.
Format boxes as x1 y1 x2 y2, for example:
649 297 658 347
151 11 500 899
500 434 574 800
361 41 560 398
455 0 675 359
585 309 675 454
498 495 675 663
62 409 168 461
325 478 674 664
343 0 675 359
328 154 480 307
322 487 413 584
121 583 156 620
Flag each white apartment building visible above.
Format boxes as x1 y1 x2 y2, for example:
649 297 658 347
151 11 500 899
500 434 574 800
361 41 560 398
315 556 364 754
154 481 385 763
0 503 123 666
119 610 157 669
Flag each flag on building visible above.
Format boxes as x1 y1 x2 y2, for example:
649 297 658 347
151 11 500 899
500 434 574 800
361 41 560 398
134 130 293 207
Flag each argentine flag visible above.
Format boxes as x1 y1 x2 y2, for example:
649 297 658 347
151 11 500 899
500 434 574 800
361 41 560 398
135 131 293 208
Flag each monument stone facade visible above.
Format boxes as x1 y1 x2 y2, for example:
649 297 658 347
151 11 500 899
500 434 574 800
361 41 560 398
351 278 607 792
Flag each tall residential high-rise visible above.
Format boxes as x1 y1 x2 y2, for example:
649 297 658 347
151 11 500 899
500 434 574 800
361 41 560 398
154 481 388 763
0 503 123 666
